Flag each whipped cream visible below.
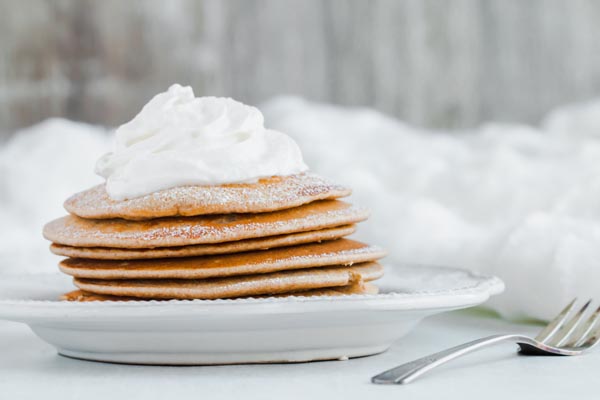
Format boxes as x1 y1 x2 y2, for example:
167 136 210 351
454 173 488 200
96 84 308 200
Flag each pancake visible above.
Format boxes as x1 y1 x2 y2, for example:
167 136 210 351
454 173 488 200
278 282 379 297
59 239 386 280
60 283 379 302
65 173 350 220
73 262 383 299
44 200 367 249
50 225 356 260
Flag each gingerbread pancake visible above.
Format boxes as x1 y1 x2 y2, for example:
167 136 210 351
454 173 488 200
59 239 386 280
44 200 367 249
50 225 356 260
60 283 379 302
73 262 383 299
65 173 350 220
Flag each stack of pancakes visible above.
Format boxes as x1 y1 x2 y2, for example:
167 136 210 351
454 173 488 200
43 174 386 301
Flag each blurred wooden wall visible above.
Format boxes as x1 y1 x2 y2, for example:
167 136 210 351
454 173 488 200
1 0 600 137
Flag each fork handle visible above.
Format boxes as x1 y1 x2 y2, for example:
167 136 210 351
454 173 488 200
372 334 536 384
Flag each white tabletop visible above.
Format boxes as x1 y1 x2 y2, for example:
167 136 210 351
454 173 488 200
0 309 596 400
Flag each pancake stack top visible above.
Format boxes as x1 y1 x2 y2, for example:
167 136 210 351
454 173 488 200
42 85 386 301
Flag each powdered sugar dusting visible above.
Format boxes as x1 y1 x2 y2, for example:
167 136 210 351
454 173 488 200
72 262 383 299
65 173 351 220
49 225 358 260
282 245 386 266
59 240 386 278
45 201 370 248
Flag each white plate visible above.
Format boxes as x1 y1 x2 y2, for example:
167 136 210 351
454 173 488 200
0 265 503 365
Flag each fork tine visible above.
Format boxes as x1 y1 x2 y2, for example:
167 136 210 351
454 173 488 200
566 304 600 347
579 306 600 348
581 326 600 348
535 298 577 342
582 326 600 348
547 299 592 347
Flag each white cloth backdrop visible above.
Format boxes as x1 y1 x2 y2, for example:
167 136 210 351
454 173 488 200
1 98 600 321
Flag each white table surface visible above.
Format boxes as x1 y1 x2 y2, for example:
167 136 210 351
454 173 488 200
0 309 597 400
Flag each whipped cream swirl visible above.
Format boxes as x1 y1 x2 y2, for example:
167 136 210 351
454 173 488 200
96 84 308 200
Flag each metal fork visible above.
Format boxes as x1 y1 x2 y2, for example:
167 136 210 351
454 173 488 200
372 299 600 384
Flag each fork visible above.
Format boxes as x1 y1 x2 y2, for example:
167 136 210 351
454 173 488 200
372 299 600 384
